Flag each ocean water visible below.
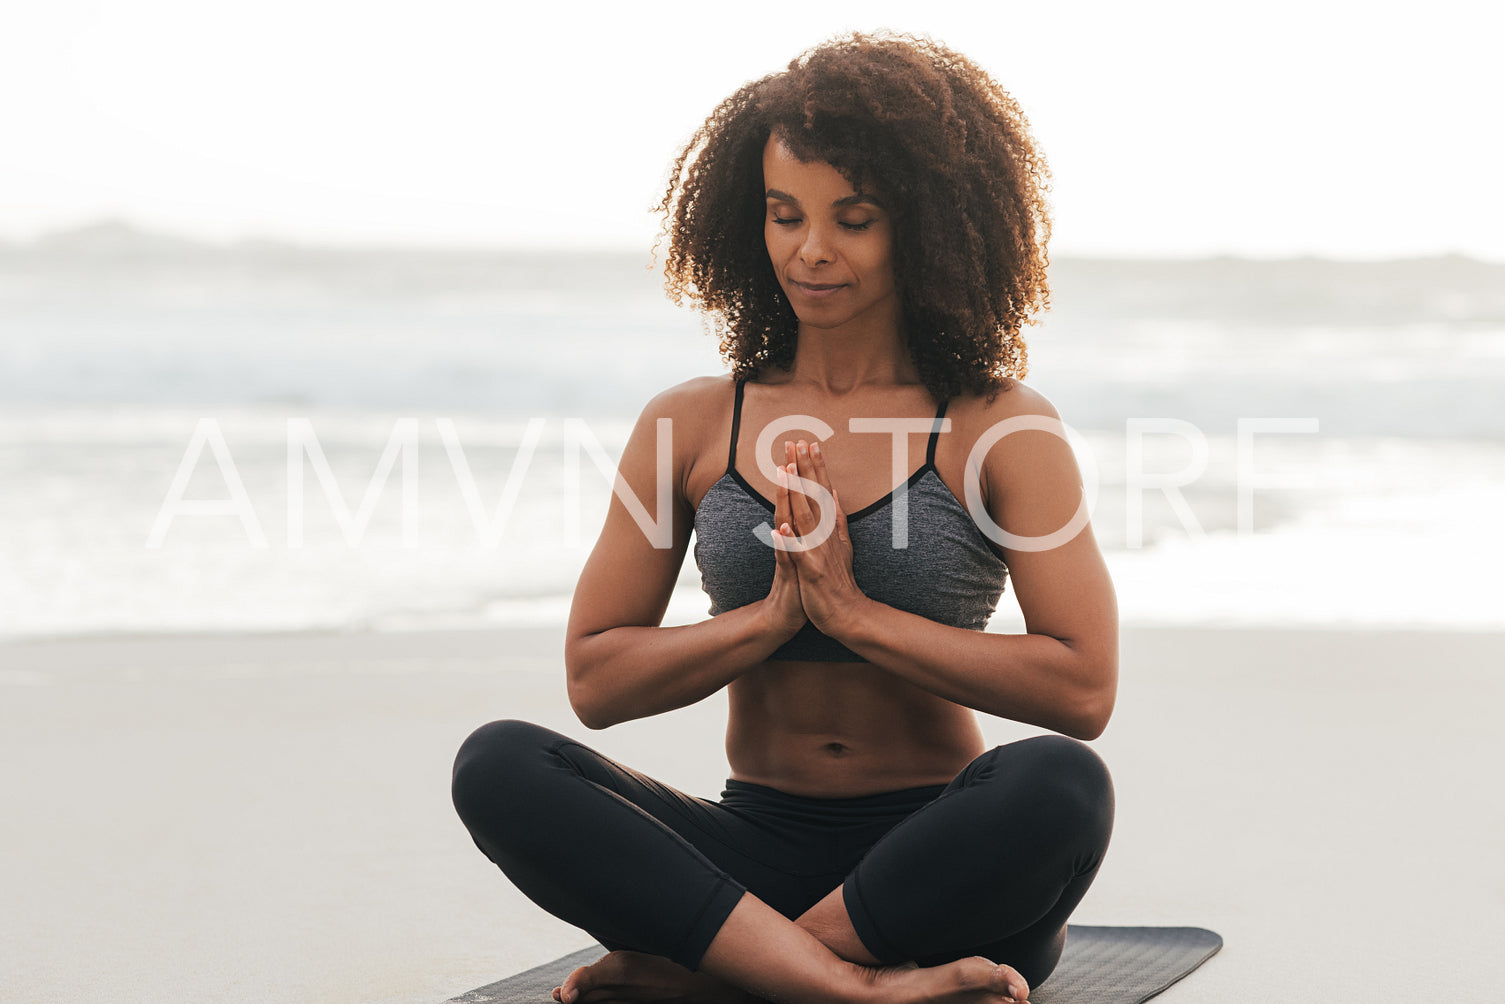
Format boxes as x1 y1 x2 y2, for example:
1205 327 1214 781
2 224 1502 640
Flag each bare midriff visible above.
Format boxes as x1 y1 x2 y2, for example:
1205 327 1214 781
725 660 986 798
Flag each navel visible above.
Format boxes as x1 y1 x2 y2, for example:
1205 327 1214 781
821 742 851 757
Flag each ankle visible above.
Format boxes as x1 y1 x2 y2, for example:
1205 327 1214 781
830 960 892 1004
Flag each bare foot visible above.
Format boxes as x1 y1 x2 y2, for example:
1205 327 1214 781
553 950 754 1004
864 956 1031 1003
551 949 1028 1004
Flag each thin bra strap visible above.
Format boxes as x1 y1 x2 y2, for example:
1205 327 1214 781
727 379 747 474
926 399 949 466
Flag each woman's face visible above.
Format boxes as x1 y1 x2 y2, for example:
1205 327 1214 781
761 136 899 333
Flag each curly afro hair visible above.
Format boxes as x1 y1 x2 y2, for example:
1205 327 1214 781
656 31 1052 400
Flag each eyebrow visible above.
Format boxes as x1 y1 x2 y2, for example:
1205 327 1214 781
765 188 885 209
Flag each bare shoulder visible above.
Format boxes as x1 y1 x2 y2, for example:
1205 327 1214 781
941 380 1080 513
635 374 734 426
946 378 1065 446
625 375 736 499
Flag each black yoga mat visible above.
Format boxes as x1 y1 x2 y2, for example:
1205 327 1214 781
446 925 1222 1003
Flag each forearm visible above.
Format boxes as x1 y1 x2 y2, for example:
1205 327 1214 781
565 600 801 729
826 597 1117 740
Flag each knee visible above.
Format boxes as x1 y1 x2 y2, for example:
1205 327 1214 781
450 719 557 828
988 735 1113 845
1027 734 1112 795
1023 735 1115 846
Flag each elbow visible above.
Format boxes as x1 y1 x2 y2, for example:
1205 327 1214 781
575 710 616 732
1062 663 1117 742
566 677 617 731
564 642 618 731
1064 705 1111 742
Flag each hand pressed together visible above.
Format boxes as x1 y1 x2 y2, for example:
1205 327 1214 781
770 439 869 637
758 440 809 639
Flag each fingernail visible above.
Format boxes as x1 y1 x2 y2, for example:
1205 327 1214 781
811 442 821 456
798 441 808 455
1008 983 1024 999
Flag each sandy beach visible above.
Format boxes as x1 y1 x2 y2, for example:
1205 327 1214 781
2 625 1501 1003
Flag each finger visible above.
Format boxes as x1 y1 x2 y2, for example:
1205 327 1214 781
784 459 817 535
772 467 801 554
774 442 794 535
809 439 834 489
789 442 838 544
799 440 830 528
832 489 850 545
794 439 817 486
773 456 793 559
782 440 815 534
806 442 842 529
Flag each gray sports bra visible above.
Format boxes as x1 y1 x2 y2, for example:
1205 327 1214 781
692 380 1010 662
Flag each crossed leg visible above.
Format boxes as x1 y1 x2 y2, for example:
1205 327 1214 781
452 721 1112 1004
556 894 1031 1004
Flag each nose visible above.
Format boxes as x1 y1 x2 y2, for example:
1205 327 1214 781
799 226 832 267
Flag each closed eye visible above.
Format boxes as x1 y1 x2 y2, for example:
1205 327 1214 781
840 220 875 231
771 215 802 226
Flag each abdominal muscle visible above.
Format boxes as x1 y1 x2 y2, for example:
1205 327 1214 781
725 660 986 798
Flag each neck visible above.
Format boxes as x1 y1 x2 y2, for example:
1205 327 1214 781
788 304 916 394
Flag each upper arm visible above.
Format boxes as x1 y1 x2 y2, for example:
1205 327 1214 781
975 386 1118 671
564 380 712 646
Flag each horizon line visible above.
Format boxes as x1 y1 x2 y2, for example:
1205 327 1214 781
3 216 1502 268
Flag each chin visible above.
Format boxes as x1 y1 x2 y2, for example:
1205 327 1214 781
792 313 850 331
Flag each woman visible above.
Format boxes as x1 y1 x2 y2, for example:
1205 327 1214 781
453 32 1117 1004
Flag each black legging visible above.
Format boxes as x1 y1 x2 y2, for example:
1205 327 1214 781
451 720 1113 987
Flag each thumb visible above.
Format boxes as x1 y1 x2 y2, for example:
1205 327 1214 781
772 524 787 559
771 522 797 565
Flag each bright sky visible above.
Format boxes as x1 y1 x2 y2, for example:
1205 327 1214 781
4 0 1502 258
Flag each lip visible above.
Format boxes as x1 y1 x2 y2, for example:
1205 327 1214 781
789 280 848 299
